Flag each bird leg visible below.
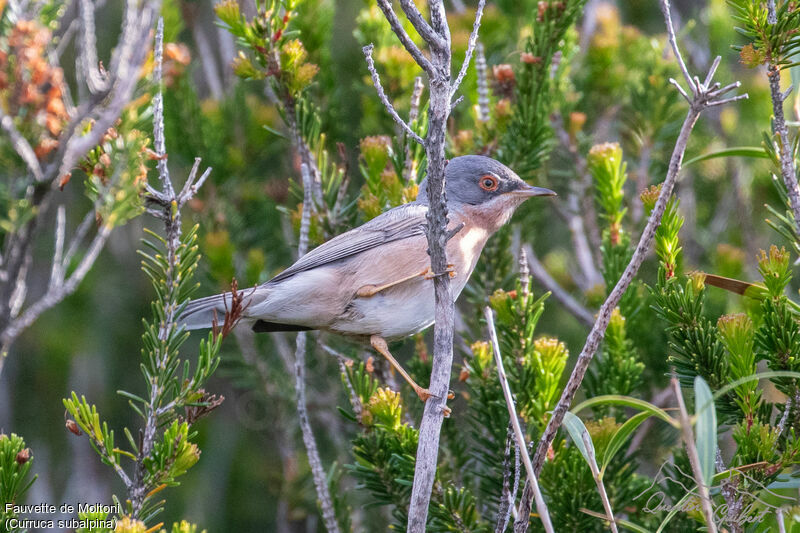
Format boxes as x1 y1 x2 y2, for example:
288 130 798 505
370 335 444 405
356 265 456 298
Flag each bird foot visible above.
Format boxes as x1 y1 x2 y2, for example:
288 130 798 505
423 264 456 280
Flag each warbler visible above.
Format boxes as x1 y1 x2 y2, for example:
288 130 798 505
181 155 555 401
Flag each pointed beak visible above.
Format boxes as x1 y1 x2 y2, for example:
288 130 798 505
514 184 557 197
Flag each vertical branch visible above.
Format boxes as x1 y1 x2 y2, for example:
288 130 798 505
293 163 340 533
670 378 718 533
485 306 554 533
365 1 485 529
475 43 490 122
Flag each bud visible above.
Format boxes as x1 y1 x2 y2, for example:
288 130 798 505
717 313 754 359
114 516 148 533
588 142 622 168
365 356 375 374
66 419 82 436
214 0 242 27
533 336 568 364
568 111 586 136
172 442 201 477
232 52 263 80
521 52 541 64
459 367 470 382
15 448 30 464
640 183 662 214
366 387 403 429
689 271 706 293
492 64 515 84
757 245 792 295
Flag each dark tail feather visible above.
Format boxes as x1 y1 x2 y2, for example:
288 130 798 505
252 320 314 333
703 273 755 295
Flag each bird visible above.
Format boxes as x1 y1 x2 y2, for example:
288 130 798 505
180 155 556 402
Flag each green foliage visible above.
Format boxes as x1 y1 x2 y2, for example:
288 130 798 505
501 0 588 176
729 0 800 69
0 433 36 533
64 210 221 526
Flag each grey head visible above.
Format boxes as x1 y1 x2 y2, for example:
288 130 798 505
415 155 555 207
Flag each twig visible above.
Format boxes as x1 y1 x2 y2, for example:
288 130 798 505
580 431 618 533
294 163 340 533
764 7 800 235
522 244 594 327
514 2 747 528
404 77 424 182
374 0 435 75
475 43 490 122
78 0 109 94
495 423 515 533
485 306 554 533
670 377 718 533
450 0 486 96
0 109 43 181
363 45 425 146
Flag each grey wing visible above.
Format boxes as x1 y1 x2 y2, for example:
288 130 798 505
267 202 428 284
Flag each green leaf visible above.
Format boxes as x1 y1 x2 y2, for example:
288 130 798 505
563 411 597 472
693 376 716 490
683 146 768 167
571 395 676 426
600 410 651 476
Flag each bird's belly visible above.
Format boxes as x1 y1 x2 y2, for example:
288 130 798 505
331 278 436 340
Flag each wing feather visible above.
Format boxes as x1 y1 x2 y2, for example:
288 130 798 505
268 203 428 284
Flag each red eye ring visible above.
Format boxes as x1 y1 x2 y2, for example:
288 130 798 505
479 174 499 191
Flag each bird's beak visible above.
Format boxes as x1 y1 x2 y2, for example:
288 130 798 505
514 184 557 197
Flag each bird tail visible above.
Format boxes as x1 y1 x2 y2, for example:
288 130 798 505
179 291 243 330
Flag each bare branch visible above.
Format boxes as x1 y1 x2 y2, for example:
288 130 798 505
522 244 594 327
292 162 340 533
78 0 109 94
659 0 695 94
580 431 618 533
671 378 718 533
49 205 66 292
485 306 554 533
404 77 425 183
0 109 43 181
450 0 486 96
514 2 748 527
374 0 435 74
398 0 446 51
475 42 490 122
152 17 173 197
363 45 425 146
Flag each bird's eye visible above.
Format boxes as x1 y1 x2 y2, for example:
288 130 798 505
479 175 499 191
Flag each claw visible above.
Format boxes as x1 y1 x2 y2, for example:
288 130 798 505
423 264 457 280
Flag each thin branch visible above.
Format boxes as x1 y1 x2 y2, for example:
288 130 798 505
522 244 594 327
514 2 747 528
495 423 515 533
49 205 66 292
398 0 446 51
485 306 554 533
580 431 618 533
671 378 718 533
294 162 340 533
659 0 695 93
78 0 109 94
0 109 43 181
404 77 425 182
363 45 425 146
450 0 486 96
475 42 490 122
374 0 435 74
